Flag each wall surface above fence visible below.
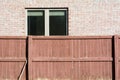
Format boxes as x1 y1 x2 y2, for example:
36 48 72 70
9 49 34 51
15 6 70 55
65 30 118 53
0 0 120 36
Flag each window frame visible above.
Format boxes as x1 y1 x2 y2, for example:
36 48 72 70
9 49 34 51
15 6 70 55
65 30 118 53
26 8 68 36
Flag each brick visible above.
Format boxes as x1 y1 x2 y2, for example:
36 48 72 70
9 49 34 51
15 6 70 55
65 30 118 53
0 0 120 36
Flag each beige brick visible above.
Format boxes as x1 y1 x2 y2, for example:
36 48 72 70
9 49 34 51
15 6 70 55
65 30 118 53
0 0 120 36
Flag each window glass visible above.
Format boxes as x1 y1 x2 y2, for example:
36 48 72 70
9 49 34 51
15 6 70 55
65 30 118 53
49 10 67 35
27 9 68 36
27 10 45 35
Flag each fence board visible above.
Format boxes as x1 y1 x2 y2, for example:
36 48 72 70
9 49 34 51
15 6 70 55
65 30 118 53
28 36 113 80
117 36 120 80
0 37 27 80
0 36 120 80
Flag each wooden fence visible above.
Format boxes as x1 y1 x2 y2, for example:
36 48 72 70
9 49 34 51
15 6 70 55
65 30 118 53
0 36 27 80
0 36 120 80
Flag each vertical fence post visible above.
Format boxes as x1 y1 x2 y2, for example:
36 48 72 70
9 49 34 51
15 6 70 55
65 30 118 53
114 35 119 80
28 36 33 80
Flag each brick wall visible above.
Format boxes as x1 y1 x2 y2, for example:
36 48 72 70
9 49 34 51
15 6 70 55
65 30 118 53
0 0 120 36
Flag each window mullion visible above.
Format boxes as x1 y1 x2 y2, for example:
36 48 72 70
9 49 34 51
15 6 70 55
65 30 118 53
45 9 49 36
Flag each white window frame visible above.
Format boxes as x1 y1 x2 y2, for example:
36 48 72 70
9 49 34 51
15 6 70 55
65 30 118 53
26 8 68 36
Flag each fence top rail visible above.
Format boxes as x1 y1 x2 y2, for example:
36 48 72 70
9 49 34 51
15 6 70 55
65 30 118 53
0 36 27 39
118 36 120 39
1 35 120 40
29 36 113 40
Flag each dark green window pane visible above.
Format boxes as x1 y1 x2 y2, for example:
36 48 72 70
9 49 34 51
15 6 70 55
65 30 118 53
49 10 67 35
28 10 44 35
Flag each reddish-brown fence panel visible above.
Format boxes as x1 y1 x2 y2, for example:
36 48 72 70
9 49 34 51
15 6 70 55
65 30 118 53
28 36 113 80
116 36 120 80
0 37 27 80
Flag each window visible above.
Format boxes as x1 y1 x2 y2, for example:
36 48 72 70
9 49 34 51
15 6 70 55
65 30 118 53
27 9 68 36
